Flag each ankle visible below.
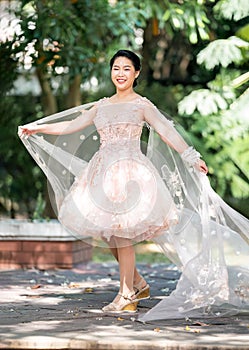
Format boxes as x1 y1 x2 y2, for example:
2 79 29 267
118 290 135 300
133 275 143 285
134 277 146 289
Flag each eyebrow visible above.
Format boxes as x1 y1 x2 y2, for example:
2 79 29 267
113 64 132 68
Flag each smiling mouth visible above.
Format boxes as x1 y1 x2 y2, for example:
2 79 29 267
116 79 126 83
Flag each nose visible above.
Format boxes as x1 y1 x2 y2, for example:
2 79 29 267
117 69 124 76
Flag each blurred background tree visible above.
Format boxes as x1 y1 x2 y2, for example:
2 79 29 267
177 0 249 214
0 0 248 219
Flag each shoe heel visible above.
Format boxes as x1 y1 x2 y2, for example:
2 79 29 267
137 286 150 300
137 287 150 300
122 301 138 312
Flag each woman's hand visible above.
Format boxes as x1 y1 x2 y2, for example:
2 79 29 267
194 159 208 174
18 124 40 139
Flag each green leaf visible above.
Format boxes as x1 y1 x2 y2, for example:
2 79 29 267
178 89 228 116
162 9 170 21
231 175 249 198
197 37 248 69
236 24 249 42
214 0 249 21
189 30 198 44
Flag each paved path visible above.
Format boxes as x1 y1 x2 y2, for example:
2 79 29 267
0 262 248 349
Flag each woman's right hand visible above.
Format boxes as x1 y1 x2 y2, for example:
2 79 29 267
18 124 40 139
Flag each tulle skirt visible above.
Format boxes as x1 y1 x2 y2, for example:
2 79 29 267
59 145 178 245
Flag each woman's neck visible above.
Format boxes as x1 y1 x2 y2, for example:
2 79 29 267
113 90 138 102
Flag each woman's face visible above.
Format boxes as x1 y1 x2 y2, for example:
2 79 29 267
111 56 140 91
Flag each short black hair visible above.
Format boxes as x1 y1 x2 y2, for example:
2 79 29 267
110 49 141 87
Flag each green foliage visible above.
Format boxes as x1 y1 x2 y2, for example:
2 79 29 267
93 244 170 264
175 0 249 211
236 24 249 42
0 95 46 218
179 45 249 206
0 0 141 218
32 192 46 221
179 102 249 200
12 0 139 79
197 36 249 69
130 0 212 44
178 89 228 115
164 0 211 43
214 0 249 21
0 42 18 95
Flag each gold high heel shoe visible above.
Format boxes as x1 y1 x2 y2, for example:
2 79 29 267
102 292 138 313
134 278 150 301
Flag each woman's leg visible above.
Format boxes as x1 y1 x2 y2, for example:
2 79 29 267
102 238 136 311
102 237 150 311
116 243 135 295
108 244 142 285
114 238 150 301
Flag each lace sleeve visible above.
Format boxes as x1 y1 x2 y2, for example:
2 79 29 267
180 146 201 166
143 100 195 155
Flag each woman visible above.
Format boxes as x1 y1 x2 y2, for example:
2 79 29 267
19 50 249 318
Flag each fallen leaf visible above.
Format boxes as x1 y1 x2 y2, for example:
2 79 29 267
69 282 81 288
117 317 124 321
192 321 208 326
31 284 41 289
84 287 93 293
154 328 161 332
185 325 201 333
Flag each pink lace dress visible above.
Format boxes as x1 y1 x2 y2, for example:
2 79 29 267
58 98 178 243
19 96 249 318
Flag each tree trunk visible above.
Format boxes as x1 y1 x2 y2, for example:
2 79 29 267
36 67 58 218
66 74 82 108
141 19 193 85
36 67 58 116
140 19 156 84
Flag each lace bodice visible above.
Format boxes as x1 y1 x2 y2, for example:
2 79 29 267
94 98 145 149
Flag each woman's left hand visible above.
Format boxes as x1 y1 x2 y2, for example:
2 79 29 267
195 159 208 174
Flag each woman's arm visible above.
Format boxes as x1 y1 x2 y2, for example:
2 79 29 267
143 102 208 174
18 106 96 138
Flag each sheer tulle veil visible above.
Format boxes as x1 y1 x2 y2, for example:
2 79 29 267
18 99 249 320
145 114 249 320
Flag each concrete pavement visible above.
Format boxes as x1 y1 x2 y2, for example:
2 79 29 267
0 262 248 349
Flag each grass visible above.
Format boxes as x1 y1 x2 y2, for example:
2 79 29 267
92 242 170 264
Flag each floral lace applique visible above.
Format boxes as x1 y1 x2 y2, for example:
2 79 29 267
182 263 229 311
235 284 249 302
181 146 201 166
136 96 175 127
161 164 184 209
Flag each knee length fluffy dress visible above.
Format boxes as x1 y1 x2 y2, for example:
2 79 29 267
19 97 249 320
